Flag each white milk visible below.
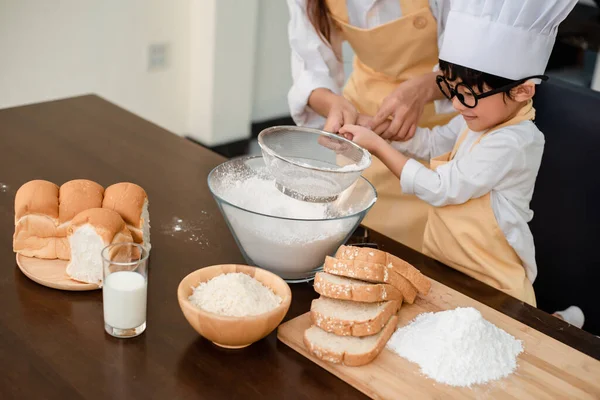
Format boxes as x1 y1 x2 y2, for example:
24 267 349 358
103 271 147 329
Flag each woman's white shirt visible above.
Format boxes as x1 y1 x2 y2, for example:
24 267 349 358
286 0 450 128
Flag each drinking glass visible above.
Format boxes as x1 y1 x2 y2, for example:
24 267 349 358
101 242 149 338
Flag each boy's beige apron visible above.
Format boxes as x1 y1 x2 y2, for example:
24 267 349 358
326 0 456 250
423 102 537 306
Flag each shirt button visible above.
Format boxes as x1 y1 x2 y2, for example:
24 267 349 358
413 16 427 29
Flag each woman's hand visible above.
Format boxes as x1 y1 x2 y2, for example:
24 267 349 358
369 72 441 141
339 124 385 154
308 89 358 133
323 95 359 133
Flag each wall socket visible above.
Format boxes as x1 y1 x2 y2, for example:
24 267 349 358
148 43 169 71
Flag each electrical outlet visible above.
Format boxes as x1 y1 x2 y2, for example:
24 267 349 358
148 43 169 71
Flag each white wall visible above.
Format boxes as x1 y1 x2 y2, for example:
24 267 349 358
211 0 259 145
188 0 216 142
0 0 297 145
0 0 191 134
251 0 293 122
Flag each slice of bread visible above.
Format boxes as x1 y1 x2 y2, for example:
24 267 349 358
303 315 398 366
310 297 400 337
324 256 418 304
336 245 431 295
314 272 403 303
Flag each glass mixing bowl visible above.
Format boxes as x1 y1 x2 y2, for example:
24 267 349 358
207 156 377 282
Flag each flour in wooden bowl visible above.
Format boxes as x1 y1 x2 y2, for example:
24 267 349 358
188 272 282 317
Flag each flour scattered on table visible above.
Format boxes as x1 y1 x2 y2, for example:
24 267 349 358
387 307 523 387
161 215 209 246
0 183 9 193
189 272 282 317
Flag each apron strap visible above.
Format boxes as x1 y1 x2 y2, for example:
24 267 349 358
325 0 349 24
399 0 430 15
449 129 470 160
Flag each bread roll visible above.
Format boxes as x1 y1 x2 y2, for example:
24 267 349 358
66 208 133 285
55 179 105 260
55 237 70 261
58 179 104 224
13 180 60 259
102 182 151 252
14 180 59 222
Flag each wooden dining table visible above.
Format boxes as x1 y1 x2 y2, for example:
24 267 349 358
0 95 598 400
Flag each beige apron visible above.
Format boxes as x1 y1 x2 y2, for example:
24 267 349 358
326 0 456 250
423 102 537 306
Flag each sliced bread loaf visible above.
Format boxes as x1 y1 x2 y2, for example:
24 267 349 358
314 272 403 303
336 245 431 295
303 315 398 366
323 256 418 304
310 297 400 337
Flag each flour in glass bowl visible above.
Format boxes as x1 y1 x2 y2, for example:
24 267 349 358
222 175 334 219
216 170 360 280
387 307 523 387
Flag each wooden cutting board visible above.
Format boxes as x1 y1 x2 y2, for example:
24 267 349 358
278 279 600 399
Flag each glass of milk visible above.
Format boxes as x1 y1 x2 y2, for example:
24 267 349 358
101 242 149 338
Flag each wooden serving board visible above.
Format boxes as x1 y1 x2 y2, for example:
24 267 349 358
278 279 600 399
16 254 100 291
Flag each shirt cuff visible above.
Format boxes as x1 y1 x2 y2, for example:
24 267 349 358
434 98 456 115
390 140 410 152
400 158 425 195
288 71 340 127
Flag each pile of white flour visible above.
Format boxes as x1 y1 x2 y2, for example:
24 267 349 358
189 273 282 317
223 175 333 219
387 307 523 387
217 172 359 280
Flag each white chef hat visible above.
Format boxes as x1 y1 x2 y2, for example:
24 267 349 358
439 0 578 81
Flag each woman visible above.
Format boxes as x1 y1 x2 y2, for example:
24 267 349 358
287 0 456 250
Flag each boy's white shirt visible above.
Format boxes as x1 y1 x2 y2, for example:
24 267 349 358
392 114 544 282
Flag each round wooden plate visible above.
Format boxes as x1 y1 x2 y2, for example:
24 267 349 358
16 254 100 291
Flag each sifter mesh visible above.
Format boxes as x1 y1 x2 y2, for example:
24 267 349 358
258 126 371 202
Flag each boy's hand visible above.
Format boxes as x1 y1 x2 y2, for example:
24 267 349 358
339 124 385 154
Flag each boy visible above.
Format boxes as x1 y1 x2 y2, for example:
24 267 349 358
339 0 578 307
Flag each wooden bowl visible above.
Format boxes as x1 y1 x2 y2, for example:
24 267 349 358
177 264 292 349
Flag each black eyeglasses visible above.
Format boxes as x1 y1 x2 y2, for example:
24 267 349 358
436 75 548 108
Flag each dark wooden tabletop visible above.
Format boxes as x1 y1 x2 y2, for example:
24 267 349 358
0 96 598 400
